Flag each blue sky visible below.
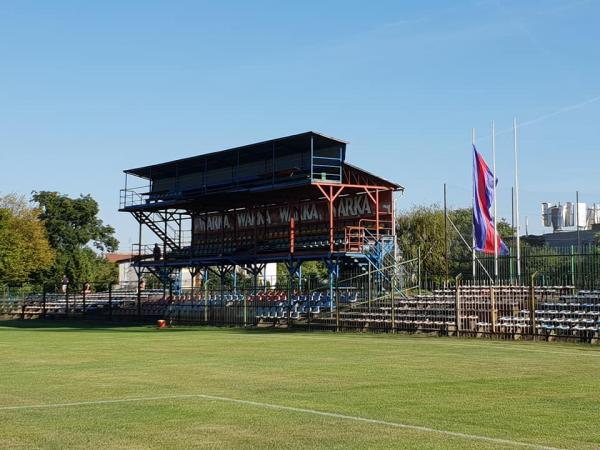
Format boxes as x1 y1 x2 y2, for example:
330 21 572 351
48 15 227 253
1 0 599 249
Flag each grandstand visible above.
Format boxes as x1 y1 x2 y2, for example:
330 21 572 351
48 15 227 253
119 131 402 316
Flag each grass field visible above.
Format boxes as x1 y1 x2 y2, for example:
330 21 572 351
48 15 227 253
1 323 599 449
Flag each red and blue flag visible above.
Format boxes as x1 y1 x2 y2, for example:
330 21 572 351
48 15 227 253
473 145 508 255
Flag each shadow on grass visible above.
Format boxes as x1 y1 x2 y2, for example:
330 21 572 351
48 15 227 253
0 319 159 332
2 321 598 351
0 319 320 335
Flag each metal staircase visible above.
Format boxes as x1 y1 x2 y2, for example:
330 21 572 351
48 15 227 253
132 211 180 251
343 222 418 299
130 243 182 293
345 223 395 282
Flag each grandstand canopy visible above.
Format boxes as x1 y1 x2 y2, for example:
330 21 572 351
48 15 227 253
121 131 401 212
125 131 346 180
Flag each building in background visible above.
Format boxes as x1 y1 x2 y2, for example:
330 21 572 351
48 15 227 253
542 202 600 232
106 253 137 287
532 202 600 248
106 253 277 289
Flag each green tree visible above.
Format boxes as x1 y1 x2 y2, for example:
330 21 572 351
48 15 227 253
0 194 54 285
277 261 328 290
396 205 446 280
31 191 119 287
396 204 512 282
32 191 118 253
446 207 476 276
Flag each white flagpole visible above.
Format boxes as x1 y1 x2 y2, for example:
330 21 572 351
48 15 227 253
513 117 522 282
472 128 476 279
492 120 498 281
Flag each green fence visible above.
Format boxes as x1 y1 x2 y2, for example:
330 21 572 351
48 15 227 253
469 244 600 289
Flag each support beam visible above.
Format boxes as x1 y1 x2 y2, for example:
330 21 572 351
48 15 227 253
242 263 267 328
189 266 202 302
243 264 266 279
324 258 340 320
137 220 142 320
203 268 209 323
316 184 345 253
284 259 302 325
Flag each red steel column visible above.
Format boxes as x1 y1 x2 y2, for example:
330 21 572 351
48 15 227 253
376 190 380 240
329 186 334 252
316 184 345 253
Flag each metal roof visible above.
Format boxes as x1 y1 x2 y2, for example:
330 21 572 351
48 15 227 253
125 131 347 179
344 162 403 191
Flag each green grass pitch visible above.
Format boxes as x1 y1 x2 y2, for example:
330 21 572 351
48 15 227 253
0 322 599 449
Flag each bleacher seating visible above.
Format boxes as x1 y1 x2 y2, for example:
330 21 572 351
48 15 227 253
7 285 599 343
163 290 358 324
312 285 599 342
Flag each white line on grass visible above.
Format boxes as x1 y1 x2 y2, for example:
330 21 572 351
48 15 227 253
0 393 562 450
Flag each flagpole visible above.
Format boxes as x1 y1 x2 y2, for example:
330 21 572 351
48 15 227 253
472 128 476 279
511 186 514 284
513 117 522 283
444 183 449 285
492 120 498 281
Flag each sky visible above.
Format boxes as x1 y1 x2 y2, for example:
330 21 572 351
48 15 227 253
1 0 599 250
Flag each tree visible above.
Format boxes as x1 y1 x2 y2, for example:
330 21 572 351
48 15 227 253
277 261 328 290
32 191 118 253
0 194 54 285
396 205 446 281
31 191 119 287
396 204 513 282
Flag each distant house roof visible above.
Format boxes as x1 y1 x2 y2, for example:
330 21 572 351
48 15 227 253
106 253 135 264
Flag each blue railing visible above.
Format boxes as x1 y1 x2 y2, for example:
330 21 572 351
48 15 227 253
119 185 149 209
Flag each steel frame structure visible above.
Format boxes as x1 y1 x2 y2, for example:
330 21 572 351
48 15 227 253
120 132 403 319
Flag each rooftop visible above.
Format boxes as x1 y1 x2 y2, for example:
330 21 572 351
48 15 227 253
125 131 347 180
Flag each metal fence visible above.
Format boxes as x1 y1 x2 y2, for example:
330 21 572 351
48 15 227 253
3 280 599 344
471 244 600 289
409 245 600 291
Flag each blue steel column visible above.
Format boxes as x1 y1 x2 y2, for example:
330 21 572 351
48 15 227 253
329 268 334 316
326 258 339 319
233 265 237 294
203 268 209 323
137 219 142 320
